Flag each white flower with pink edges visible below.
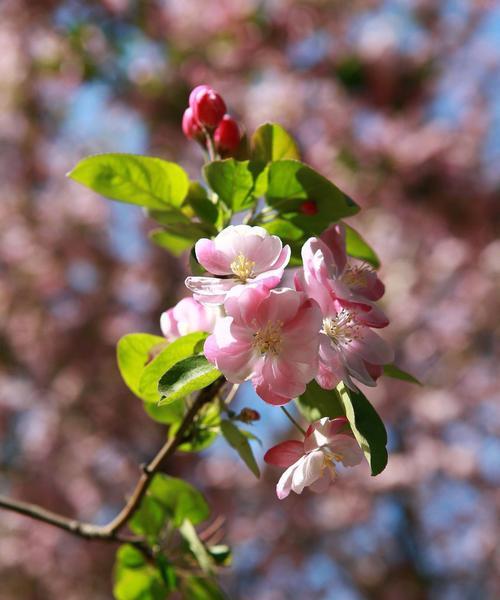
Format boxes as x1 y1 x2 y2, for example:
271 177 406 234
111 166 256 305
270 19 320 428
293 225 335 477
264 417 364 499
160 297 217 341
185 225 291 304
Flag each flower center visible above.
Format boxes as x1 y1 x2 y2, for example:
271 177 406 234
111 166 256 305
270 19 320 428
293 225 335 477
322 309 359 347
341 265 372 288
253 320 283 355
230 253 255 281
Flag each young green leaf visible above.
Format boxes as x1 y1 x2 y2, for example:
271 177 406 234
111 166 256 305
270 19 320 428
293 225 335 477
132 473 210 531
296 380 344 422
383 364 421 385
179 519 214 574
169 402 220 453
204 159 267 212
158 355 221 406
68 154 189 209
220 420 260 478
113 544 170 600
336 382 388 476
139 332 208 404
251 122 300 163
149 222 208 257
344 224 381 269
266 160 359 229
183 576 228 600
117 333 167 398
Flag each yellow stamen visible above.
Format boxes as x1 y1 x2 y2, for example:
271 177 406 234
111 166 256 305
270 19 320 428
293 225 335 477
230 253 255 281
253 320 283 355
322 310 359 347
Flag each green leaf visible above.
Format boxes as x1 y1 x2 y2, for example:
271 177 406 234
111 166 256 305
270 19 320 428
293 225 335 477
345 225 380 268
117 333 167 398
184 182 219 226
336 382 388 476
149 223 207 257
266 160 359 230
204 159 267 212
220 420 260 478
116 333 187 425
251 123 300 163
113 544 169 600
143 399 185 425
158 355 221 406
139 332 208 404
146 207 192 227
383 364 421 385
179 519 214 574
183 577 227 600
68 154 189 210
131 474 210 532
296 380 344 421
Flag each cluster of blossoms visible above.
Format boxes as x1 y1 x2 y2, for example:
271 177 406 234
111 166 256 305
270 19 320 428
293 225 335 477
182 85 241 156
161 223 393 497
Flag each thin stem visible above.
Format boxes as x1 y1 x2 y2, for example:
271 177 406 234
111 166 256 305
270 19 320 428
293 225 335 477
280 406 306 436
0 377 226 545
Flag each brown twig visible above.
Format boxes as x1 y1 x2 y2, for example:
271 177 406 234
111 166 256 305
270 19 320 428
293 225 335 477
0 377 226 547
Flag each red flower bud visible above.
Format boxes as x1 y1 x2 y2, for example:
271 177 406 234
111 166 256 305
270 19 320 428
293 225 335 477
192 87 226 129
299 200 318 215
189 85 210 110
182 107 205 143
214 115 240 155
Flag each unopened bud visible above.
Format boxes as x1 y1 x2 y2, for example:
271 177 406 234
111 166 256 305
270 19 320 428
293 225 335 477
182 107 205 144
214 115 240 156
191 87 226 129
238 408 260 423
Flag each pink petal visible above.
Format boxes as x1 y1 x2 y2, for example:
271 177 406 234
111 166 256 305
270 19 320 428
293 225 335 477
348 328 394 365
160 308 180 340
320 224 347 275
264 440 304 468
329 434 364 467
303 417 349 453
309 469 336 493
223 284 269 327
195 238 233 275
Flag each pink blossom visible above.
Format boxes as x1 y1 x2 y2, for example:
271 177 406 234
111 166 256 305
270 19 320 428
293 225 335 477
160 297 217 341
296 225 393 389
185 225 291 304
204 284 322 405
264 417 364 499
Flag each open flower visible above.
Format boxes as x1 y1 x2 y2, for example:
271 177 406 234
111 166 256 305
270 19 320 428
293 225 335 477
160 297 217 341
185 225 291 304
204 284 322 405
296 227 393 389
264 417 364 499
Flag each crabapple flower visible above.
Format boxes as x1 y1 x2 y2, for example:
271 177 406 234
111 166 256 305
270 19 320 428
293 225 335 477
204 284 322 405
264 417 364 499
186 225 291 304
160 297 217 341
296 225 393 389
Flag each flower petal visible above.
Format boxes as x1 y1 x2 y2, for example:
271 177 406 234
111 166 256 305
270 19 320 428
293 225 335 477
264 440 304 468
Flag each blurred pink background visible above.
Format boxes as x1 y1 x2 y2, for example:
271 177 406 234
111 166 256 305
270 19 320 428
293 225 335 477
0 1 499 598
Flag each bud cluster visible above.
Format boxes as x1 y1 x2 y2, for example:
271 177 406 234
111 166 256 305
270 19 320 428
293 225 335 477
182 84 241 157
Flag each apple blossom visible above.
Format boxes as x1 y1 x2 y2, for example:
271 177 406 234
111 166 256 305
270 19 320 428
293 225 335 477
160 297 217 341
185 225 291 304
264 417 364 499
296 226 393 389
204 284 322 405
